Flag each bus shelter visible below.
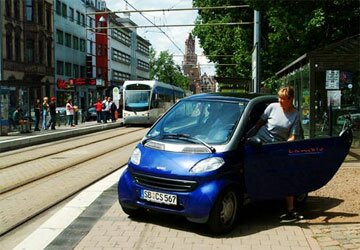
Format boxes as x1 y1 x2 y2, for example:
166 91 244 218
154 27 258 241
276 34 360 147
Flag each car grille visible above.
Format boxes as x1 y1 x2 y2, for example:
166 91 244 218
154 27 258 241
131 172 198 192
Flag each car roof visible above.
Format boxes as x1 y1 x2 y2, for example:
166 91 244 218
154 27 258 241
182 92 276 103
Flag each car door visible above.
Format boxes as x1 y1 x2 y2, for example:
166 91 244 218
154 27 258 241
243 129 352 200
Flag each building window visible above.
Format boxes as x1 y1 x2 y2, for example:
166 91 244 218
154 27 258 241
73 64 79 78
137 59 150 71
69 7 74 21
38 2 43 25
6 31 13 60
65 62 72 76
137 42 149 55
112 29 131 46
88 40 93 54
5 0 11 17
56 29 63 45
47 40 52 67
73 36 79 50
26 40 34 63
76 11 81 25
81 13 85 27
80 39 86 52
46 9 52 30
56 60 64 75
88 17 94 28
80 66 86 78
61 3 67 18
65 33 71 47
112 49 131 64
26 0 34 22
56 0 61 15
15 32 21 61
39 40 44 64
14 0 20 20
113 70 131 82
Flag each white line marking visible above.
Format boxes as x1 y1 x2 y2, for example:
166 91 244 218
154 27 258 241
13 167 126 250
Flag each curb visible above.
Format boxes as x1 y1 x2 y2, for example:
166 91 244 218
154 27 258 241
0 122 123 153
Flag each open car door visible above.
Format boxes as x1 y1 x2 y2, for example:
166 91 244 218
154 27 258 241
243 129 352 200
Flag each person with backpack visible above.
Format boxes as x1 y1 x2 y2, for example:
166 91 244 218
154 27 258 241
109 97 117 122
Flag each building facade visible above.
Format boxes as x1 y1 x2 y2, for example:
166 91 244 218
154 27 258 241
0 0 54 134
109 14 151 85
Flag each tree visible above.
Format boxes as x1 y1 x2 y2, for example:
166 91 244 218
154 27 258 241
193 0 360 82
149 47 189 90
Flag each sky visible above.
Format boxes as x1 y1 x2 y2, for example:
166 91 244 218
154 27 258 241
105 0 216 75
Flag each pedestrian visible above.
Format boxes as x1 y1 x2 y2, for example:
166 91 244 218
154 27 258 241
34 99 41 131
251 86 303 220
42 97 49 130
12 106 23 130
101 96 108 123
94 99 102 123
66 99 75 127
47 96 57 130
109 98 117 122
104 97 112 123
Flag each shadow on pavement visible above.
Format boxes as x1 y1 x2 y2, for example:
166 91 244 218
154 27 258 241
124 195 357 238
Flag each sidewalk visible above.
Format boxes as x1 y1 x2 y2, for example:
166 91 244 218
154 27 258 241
0 119 124 152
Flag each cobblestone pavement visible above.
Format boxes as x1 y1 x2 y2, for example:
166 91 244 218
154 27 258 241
309 224 360 250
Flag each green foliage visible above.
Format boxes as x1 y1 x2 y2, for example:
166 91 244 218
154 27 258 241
149 48 189 90
193 0 360 90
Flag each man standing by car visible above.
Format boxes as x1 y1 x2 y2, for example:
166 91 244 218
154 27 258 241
47 97 57 130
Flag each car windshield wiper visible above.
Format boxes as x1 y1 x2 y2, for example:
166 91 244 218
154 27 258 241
161 133 216 153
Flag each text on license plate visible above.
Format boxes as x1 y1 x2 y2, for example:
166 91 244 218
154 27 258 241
141 189 177 205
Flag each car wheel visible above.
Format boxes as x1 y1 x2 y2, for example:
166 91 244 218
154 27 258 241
122 206 145 217
207 187 240 234
295 193 308 206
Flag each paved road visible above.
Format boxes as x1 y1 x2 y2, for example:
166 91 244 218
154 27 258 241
1 121 359 250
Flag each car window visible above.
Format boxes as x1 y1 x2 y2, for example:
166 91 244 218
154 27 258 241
148 100 245 144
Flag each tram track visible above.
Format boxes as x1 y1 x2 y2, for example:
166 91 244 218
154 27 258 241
0 128 147 236
0 128 146 194
0 127 144 169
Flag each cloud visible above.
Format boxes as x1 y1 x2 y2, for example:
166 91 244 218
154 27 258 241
105 0 215 75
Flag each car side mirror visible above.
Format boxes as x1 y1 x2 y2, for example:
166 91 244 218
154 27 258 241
246 136 262 147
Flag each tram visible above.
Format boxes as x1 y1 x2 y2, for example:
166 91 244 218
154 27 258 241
122 80 185 125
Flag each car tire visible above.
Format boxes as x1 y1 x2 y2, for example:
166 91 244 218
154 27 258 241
295 193 308 206
122 206 145 217
207 186 240 234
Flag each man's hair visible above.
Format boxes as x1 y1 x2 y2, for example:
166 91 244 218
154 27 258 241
278 86 294 99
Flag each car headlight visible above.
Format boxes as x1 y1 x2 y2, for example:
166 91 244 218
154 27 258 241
190 157 225 173
130 148 141 165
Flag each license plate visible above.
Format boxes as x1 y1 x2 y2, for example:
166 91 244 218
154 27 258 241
141 189 177 205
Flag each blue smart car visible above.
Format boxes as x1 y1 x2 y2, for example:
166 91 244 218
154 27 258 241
118 93 352 234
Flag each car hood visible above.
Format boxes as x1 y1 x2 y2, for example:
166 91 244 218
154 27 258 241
129 143 220 178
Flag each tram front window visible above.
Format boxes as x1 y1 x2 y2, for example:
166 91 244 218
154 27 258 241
125 91 150 111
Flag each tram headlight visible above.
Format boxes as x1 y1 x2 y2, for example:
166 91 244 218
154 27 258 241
190 157 224 173
130 148 141 165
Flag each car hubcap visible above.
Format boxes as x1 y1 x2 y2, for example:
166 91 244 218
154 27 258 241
220 191 237 225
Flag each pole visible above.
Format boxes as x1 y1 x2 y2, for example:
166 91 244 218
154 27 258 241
253 10 261 93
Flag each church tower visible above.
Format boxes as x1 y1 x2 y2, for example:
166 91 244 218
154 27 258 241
182 34 201 93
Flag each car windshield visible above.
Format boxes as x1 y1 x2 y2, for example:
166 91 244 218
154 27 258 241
147 99 246 144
